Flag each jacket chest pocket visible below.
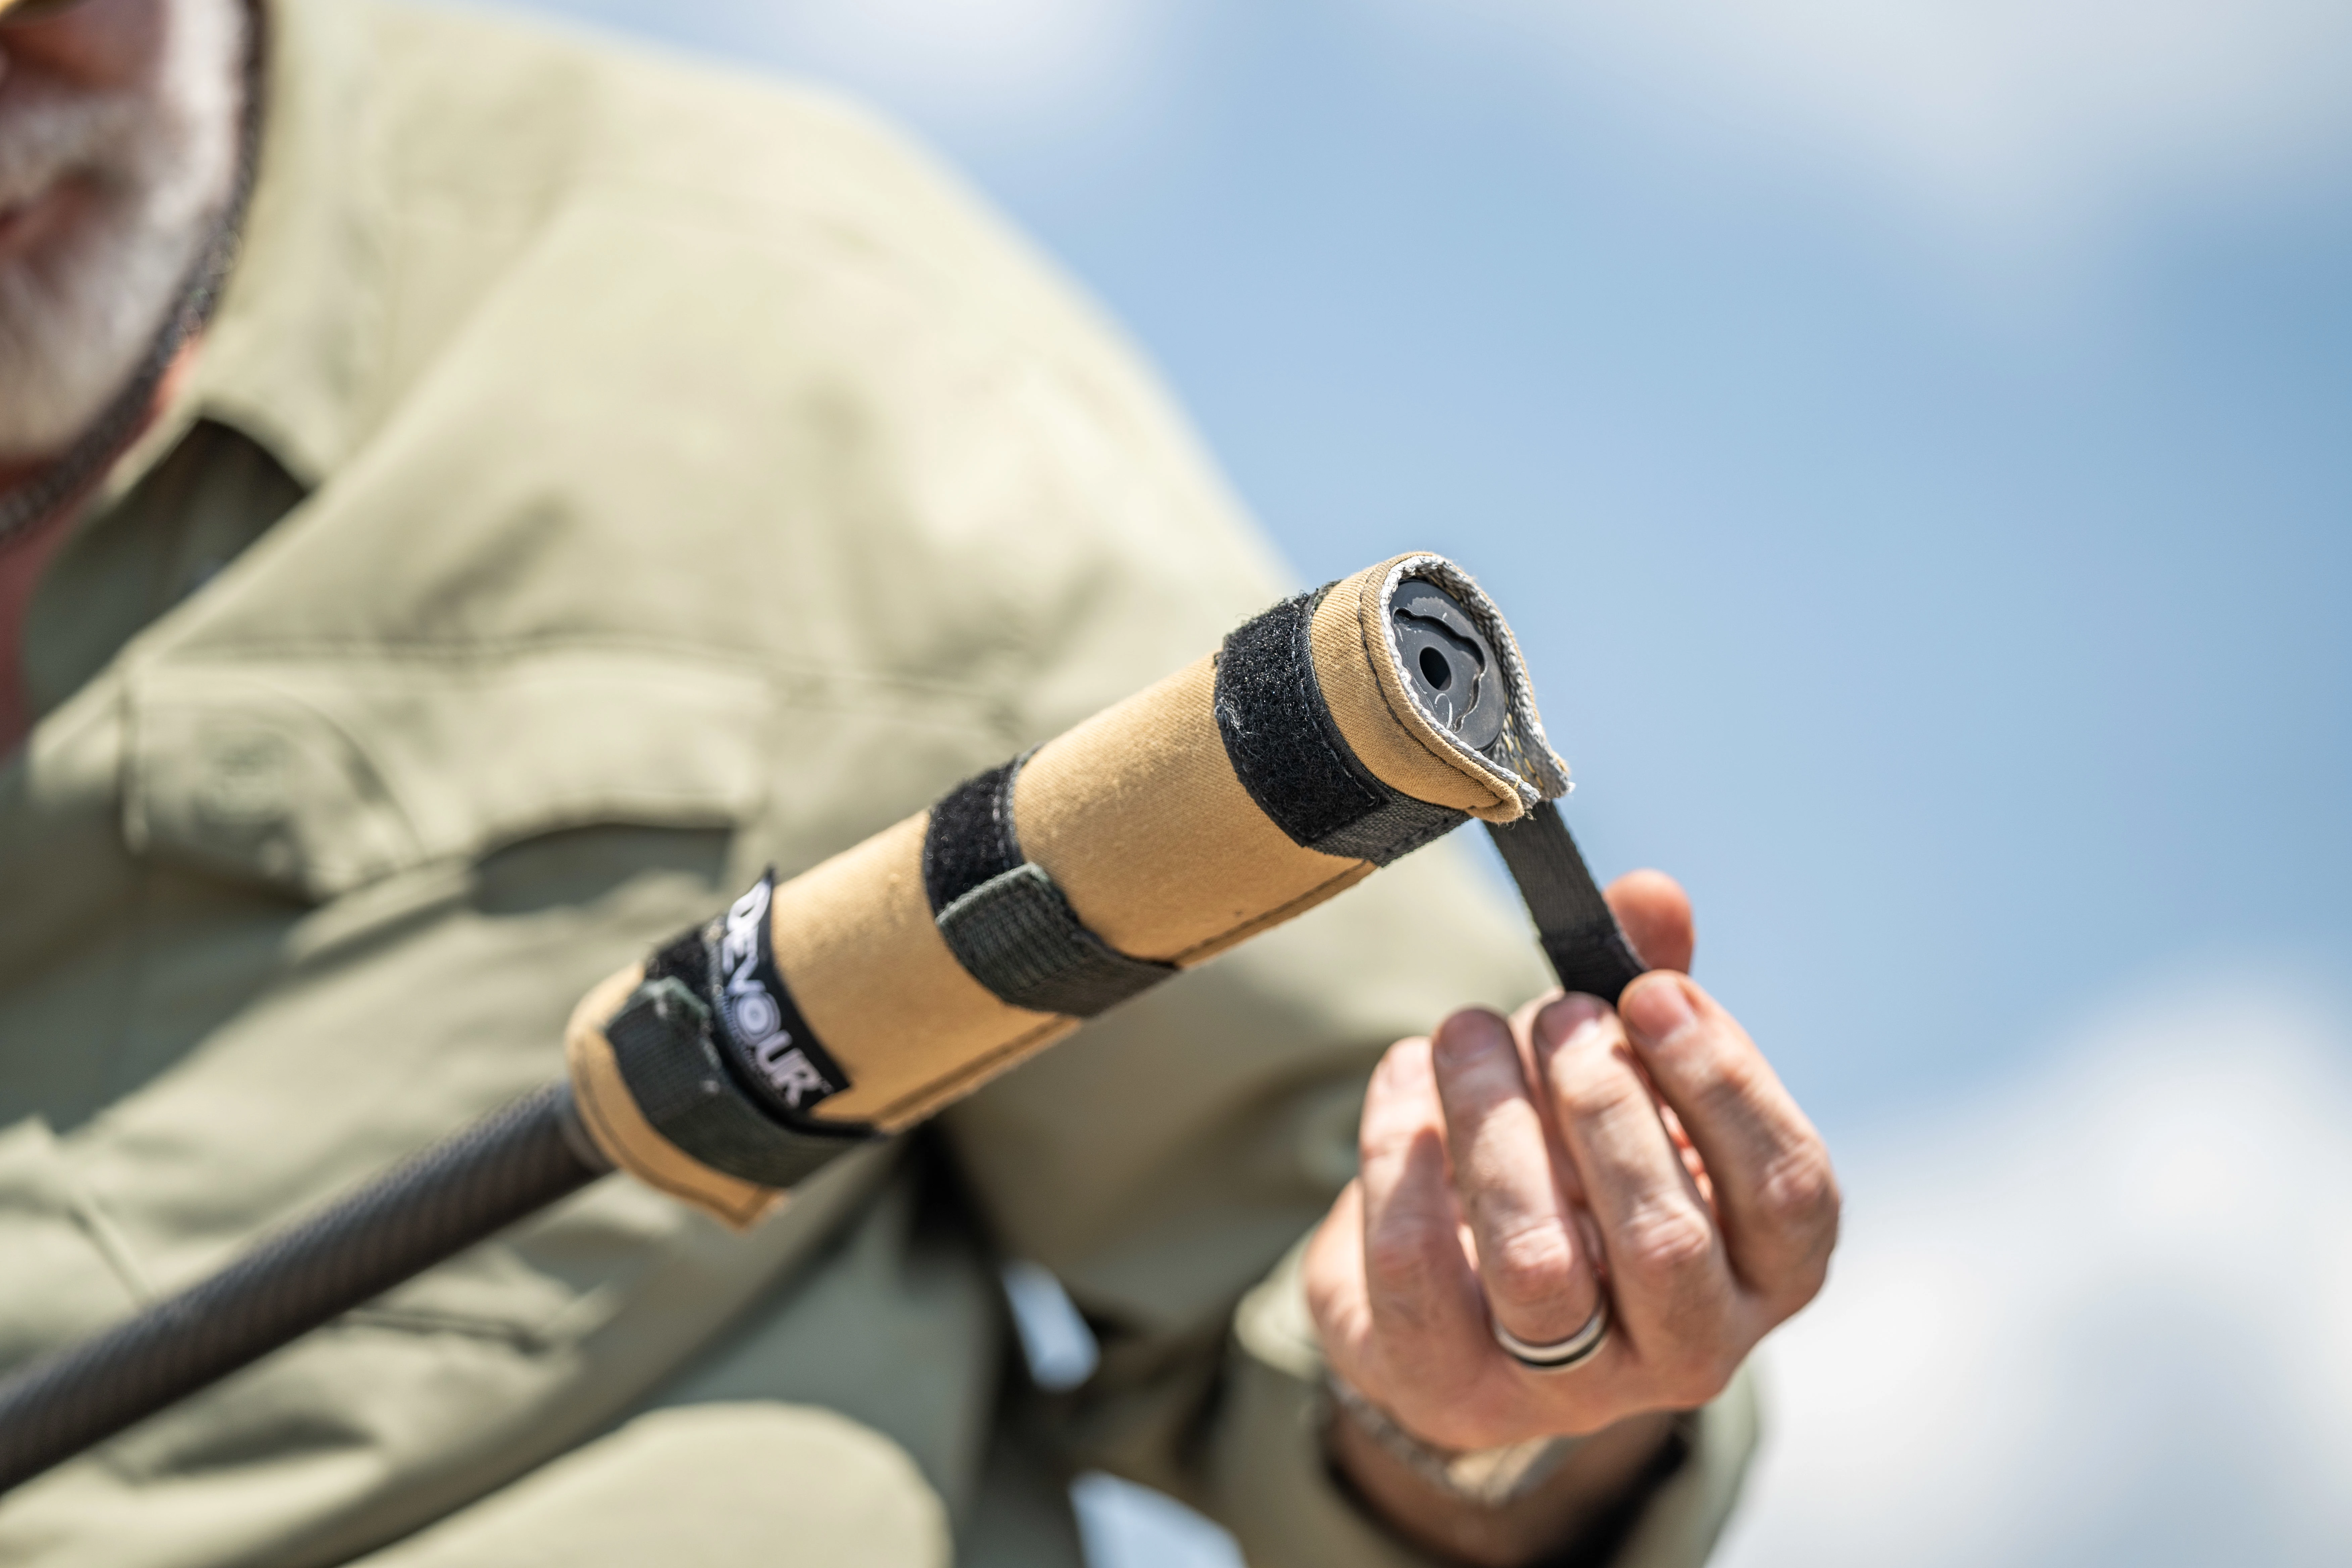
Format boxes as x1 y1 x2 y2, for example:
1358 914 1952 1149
0 1118 147 1372
121 648 777 899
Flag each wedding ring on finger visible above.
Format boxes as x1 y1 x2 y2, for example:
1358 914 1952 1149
1491 1296 1610 1371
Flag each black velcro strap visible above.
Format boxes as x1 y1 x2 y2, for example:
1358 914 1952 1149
606 978 873 1188
1485 801 1648 1002
923 763 1176 1018
922 760 1023 913
1213 590 1465 865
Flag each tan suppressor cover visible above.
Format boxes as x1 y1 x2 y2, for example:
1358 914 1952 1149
567 554 1570 1221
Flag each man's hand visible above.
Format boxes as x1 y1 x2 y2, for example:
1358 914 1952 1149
1304 871 1838 1561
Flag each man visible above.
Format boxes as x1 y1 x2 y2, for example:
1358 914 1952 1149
0 0 1839 1564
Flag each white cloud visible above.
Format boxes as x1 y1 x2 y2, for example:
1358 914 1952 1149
509 0 2352 258
1716 972 2352 1567
1375 0 2352 245
689 0 1171 138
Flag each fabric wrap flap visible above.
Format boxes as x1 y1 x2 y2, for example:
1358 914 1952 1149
604 977 872 1189
121 648 772 899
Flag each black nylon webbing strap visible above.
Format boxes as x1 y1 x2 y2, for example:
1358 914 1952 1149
1485 800 1648 1001
923 763 1176 1017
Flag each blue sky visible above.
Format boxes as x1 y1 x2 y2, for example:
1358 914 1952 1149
466 1 2352 1559
482 0 2352 1132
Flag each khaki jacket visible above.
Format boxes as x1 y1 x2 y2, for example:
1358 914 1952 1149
0 1 1755 1562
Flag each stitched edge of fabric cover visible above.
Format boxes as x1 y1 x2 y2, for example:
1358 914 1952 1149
1376 553 1570 808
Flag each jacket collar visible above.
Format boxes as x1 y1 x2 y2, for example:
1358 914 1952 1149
112 0 379 499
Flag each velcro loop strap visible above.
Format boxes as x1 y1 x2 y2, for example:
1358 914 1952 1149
936 862 1175 1017
1484 800 1647 1002
604 978 875 1189
1214 590 1467 865
923 761 1176 1018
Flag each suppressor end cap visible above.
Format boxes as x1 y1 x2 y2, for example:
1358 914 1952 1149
1392 578 1507 755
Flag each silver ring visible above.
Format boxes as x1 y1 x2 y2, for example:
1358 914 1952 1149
1491 1297 1610 1371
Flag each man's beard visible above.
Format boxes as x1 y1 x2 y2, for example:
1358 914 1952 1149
0 0 247 463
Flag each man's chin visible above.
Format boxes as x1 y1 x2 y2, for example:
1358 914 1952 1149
0 179 94 272
0 182 158 463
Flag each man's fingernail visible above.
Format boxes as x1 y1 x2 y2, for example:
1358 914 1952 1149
1433 1010 1509 1067
1535 992 1608 1053
1623 975 1697 1044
